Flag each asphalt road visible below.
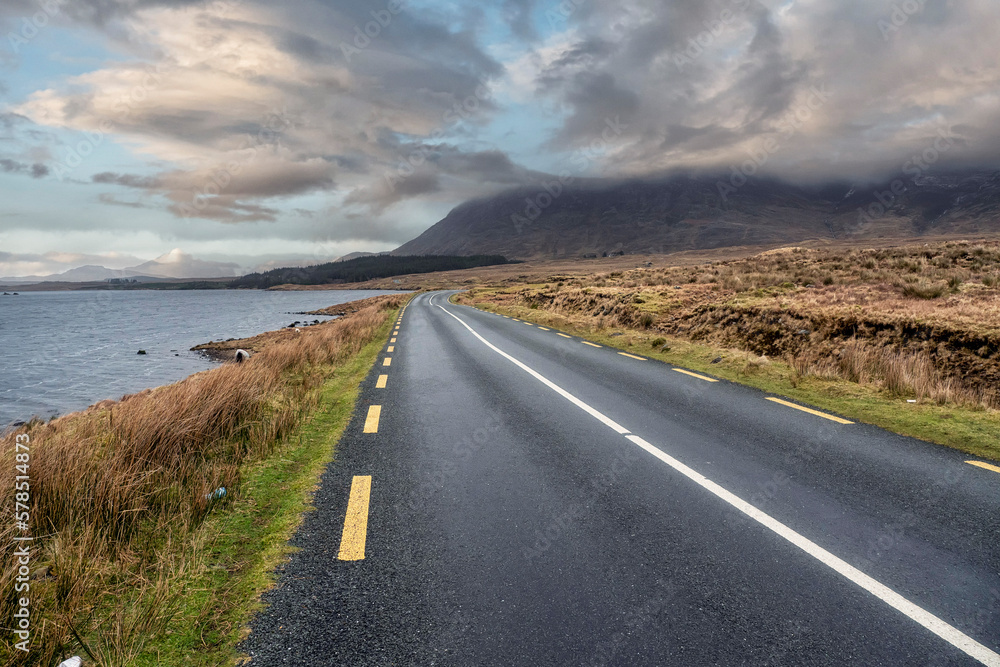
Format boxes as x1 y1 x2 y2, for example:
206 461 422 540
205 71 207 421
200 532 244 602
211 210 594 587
241 290 1000 666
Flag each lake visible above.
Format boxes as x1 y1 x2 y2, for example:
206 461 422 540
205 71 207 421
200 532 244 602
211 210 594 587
0 289 408 428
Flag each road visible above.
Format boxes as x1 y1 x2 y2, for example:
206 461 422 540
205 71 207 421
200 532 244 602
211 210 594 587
241 290 1000 666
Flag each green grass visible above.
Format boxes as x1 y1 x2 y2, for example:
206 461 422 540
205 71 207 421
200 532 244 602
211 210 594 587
462 298 1000 463
131 312 396 666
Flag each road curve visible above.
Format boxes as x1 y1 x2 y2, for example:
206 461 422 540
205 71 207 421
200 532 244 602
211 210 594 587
241 290 1000 666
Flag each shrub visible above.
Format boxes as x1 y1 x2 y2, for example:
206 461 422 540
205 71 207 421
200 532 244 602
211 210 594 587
901 282 946 299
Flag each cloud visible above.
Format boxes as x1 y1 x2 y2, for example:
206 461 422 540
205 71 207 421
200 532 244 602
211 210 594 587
0 157 49 178
520 0 1000 182
5 0 1000 267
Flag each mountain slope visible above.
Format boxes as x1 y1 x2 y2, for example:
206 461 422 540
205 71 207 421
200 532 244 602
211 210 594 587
393 172 1000 258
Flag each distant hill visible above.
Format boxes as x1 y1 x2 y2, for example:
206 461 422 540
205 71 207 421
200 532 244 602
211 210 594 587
229 254 516 289
128 248 241 279
393 171 1000 259
1 248 241 284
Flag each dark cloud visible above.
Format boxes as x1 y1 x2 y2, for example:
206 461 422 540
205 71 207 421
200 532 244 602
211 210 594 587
93 172 161 188
7 0 1000 249
0 157 48 178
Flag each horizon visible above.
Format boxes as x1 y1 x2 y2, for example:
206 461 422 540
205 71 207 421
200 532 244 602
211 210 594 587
2 0 1000 277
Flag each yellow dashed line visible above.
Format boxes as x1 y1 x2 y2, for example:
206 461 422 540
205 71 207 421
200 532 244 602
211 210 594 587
766 397 853 424
618 352 646 361
376 374 388 389
383 357 391 367
524 322 534 326
672 368 718 383
557 333 572 339
363 405 382 433
538 327 550 331
967 460 1000 475
387 345 394 352
390 337 396 343
582 341 601 348
338 475 372 561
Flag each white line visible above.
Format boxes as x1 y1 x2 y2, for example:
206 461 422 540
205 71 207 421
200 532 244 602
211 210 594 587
433 301 1000 667
436 304 629 434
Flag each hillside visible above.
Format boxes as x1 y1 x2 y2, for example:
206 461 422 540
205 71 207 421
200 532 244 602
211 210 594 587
229 254 514 289
393 171 1000 259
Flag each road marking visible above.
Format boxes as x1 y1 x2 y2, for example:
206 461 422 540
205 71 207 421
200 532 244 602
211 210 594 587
557 333 572 339
434 301 1000 667
582 341 602 348
673 368 719 383
391 337 396 343
538 327 550 331
363 405 381 433
967 460 1000 475
387 345 394 352
383 357 391 367
524 322 534 326
338 475 372 561
376 374 388 389
766 397 853 424
618 352 646 360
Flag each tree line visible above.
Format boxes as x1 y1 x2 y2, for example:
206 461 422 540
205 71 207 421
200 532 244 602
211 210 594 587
229 254 517 289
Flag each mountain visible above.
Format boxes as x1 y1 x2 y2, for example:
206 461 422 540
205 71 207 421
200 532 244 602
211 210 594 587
0 249 242 284
127 248 241 279
393 171 1000 258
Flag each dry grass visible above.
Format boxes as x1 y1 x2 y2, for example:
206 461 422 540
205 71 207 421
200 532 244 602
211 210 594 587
460 239 1000 411
0 294 403 665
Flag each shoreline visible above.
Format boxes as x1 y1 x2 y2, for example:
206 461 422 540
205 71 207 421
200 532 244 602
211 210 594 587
0 286 412 430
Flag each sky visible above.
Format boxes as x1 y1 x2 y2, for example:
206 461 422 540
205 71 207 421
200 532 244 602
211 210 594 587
1 0 999 277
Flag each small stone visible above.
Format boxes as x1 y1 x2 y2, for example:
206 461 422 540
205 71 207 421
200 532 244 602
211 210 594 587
711 356 722 364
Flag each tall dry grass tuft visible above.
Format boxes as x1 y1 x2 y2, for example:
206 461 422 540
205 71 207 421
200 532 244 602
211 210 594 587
0 294 403 664
798 339 994 409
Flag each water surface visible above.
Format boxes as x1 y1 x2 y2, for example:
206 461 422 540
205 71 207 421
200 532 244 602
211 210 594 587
0 289 406 428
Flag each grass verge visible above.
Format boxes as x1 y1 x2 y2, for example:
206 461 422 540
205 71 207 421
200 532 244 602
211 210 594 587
1 294 405 666
132 316 393 666
460 295 1000 463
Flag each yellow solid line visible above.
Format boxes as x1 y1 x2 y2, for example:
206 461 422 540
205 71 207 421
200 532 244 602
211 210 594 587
338 475 372 561
390 338 396 343
538 327 550 331
387 346 394 352
766 397 853 424
376 374 388 389
672 368 718 383
363 405 381 433
618 352 646 360
557 333 572 339
383 357 391 367
582 341 601 348
967 460 1000 474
